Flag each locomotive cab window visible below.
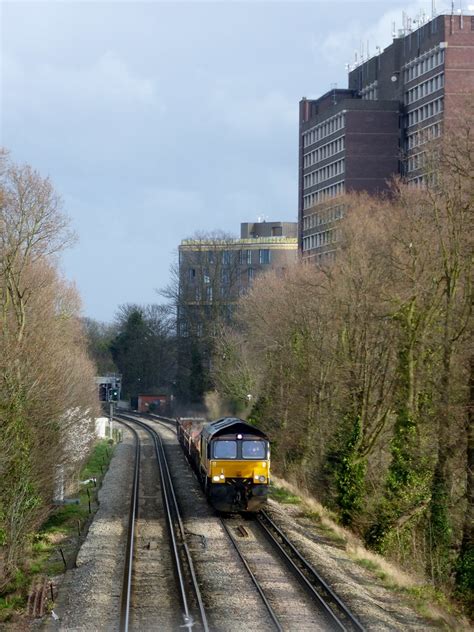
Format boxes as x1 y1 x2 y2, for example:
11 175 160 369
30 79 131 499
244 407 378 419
214 440 237 459
242 440 266 459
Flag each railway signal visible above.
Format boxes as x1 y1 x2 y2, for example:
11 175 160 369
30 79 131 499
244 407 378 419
99 383 108 401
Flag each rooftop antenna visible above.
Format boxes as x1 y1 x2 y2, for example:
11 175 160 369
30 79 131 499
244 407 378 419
367 39 370 58
376 45 381 55
392 20 397 38
432 0 436 17
403 11 408 33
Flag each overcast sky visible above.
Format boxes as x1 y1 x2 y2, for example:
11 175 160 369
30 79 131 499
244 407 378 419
1 0 455 322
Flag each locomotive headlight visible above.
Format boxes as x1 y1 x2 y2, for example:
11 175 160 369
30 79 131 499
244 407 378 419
212 475 220 482
256 475 266 483
219 473 225 480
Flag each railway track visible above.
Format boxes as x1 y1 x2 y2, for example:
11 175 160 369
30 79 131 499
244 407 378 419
220 517 284 631
115 415 209 632
256 511 365 632
115 420 140 632
143 412 366 632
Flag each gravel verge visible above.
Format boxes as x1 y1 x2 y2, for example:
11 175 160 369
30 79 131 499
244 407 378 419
263 501 436 631
43 430 135 632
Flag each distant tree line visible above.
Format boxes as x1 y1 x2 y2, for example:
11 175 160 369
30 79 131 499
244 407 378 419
211 123 473 604
0 151 99 586
84 303 177 401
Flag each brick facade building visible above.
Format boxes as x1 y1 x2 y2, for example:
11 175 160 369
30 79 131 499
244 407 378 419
299 13 474 262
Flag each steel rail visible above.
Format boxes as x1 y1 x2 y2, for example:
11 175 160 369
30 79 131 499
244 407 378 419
130 413 364 631
257 510 366 632
116 414 209 632
115 420 141 632
220 518 283 632
146 414 282 629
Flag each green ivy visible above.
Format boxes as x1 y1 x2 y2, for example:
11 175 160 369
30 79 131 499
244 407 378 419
455 543 474 609
366 334 431 553
328 415 367 526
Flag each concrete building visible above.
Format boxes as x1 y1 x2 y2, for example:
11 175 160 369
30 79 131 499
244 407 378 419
299 12 474 262
178 221 297 337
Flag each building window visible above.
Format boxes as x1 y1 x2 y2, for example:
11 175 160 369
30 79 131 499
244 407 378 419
208 251 215 264
303 180 345 210
259 249 270 264
246 249 252 264
403 45 445 84
222 250 231 265
303 112 346 148
303 135 345 169
303 158 345 192
248 268 254 282
188 268 196 281
206 286 213 302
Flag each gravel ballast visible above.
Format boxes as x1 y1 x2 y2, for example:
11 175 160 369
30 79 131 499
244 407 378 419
45 431 135 632
43 416 443 631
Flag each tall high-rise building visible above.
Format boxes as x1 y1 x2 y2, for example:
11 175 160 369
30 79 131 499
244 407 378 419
299 12 474 262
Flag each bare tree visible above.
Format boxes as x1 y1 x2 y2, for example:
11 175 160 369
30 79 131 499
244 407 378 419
0 153 96 584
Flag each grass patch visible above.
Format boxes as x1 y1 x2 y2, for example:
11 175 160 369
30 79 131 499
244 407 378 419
355 557 392 583
0 440 114 623
352 555 468 627
357 557 381 573
270 483 302 505
303 511 347 545
81 441 112 481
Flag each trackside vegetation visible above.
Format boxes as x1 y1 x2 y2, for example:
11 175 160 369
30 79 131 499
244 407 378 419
0 150 100 596
0 440 113 623
211 118 473 615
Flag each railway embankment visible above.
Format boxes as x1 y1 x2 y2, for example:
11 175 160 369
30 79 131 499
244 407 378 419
266 476 469 631
42 432 135 631
1 440 115 630
22 414 468 631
